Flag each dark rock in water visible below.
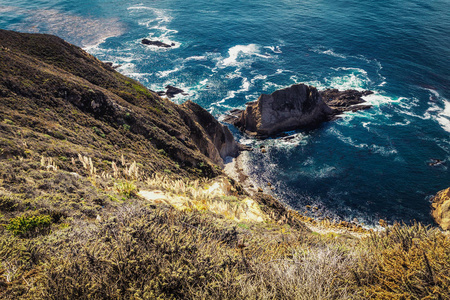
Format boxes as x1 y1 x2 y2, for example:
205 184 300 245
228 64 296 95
429 158 444 167
229 84 333 137
141 38 172 48
223 83 373 138
221 108 243 125
165 85 188 98
155 85 189 98
103 61 122 69
320 89 373 113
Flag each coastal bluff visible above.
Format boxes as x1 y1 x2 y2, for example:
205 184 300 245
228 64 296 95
223 83 372 137
0 29 240 176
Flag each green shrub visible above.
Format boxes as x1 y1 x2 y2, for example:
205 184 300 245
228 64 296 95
6 214 53 237
114 180 138 199
92 126 106 138
122 124 131 131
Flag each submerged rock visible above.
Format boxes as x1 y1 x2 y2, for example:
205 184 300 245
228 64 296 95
223 83 373 138
431 187 450 230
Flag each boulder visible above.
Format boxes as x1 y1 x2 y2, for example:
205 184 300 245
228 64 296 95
431 187 450 230
155 85 189 98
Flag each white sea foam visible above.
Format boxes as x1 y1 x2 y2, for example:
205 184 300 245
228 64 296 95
220 44 271 67
312 48 347 59
264 46 282 53
329 128 398 157
262 81 283 91
361 93 404 106
129 5 180 50
424 89 450 133
157 67 180 78
305 67 371 91
116 63 153 79
128 6 173 23
251 74 268 83
185 56 208 61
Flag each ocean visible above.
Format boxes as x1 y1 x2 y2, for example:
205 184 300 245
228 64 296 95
1 0 449 225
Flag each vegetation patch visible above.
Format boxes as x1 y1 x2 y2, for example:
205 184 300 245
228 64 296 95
6 214 53 237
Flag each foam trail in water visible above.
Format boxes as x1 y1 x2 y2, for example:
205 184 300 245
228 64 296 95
185 56 208 61
157 67 180 78
128 5 180 49
220 44 271 67
424 89 450 133
311 47 347 59
264 45 282 53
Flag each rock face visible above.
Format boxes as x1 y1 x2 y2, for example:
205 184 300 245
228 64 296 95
223 83 373 137
179 101 244 167
431 187 450 230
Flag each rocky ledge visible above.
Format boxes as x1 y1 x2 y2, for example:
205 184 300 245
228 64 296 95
223 83 373 137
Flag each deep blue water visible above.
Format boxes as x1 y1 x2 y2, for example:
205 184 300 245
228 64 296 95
2 0 449 225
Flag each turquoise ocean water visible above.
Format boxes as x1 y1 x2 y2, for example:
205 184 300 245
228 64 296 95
1 0 449 225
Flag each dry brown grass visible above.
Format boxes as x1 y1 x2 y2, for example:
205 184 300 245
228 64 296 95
1 154 450 300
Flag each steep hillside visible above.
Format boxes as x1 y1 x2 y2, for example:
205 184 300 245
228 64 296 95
0 29 239 178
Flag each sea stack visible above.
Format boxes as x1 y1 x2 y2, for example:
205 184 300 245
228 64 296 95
228 84 332 137
223 83 373 138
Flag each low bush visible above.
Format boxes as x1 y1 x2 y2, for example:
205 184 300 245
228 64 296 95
6 214 53 237
114 180 138 199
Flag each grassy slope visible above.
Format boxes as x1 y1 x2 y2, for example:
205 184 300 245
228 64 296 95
0 30 449 299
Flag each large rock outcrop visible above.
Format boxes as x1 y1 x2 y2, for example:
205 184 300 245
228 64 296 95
235 84 333 137
431 187 450 230
223 83 372 137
